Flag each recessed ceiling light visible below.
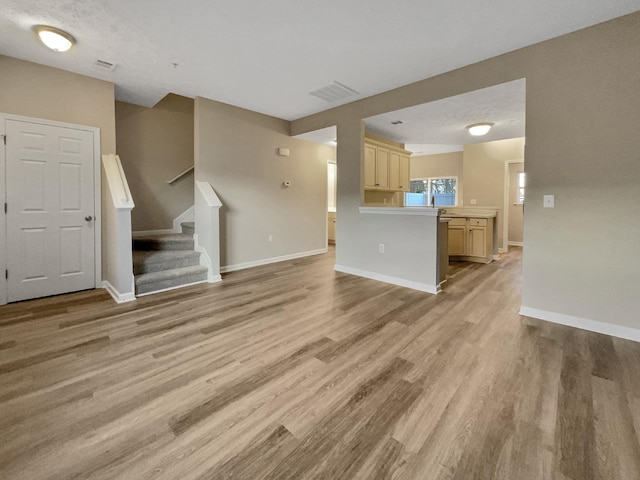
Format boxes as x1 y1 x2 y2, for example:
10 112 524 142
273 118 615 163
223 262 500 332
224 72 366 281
466 122 493 136
34 25 75 52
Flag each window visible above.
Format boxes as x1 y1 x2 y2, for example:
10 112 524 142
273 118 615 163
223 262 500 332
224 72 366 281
518 172 525 204
405 177 457 206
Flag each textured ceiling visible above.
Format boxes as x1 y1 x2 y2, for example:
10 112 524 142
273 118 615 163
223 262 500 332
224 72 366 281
365 79 526 153
1 1 639 120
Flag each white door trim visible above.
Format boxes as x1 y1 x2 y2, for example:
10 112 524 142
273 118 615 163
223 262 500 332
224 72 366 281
0 113 102 305
503 158 524 255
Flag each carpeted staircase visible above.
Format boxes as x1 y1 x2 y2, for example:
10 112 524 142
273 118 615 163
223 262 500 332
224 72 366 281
132 222 207 295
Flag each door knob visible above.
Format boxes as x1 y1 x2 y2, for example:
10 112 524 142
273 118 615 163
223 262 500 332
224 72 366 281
85 215 93 221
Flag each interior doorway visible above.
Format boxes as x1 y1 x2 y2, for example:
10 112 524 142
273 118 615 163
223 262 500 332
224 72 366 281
503 160 525 251
327 160 336 245
1 114 101 304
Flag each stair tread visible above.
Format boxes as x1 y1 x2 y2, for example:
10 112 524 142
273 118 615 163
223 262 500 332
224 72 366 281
181 221 195 227
133 249 199 265
135 265 208 286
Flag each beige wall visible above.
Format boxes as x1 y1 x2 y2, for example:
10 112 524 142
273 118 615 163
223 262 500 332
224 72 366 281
463 138 525 250
116 94 195 231
195 97 334 269
410 151 463 180
0 55 115 155
291 11 640 333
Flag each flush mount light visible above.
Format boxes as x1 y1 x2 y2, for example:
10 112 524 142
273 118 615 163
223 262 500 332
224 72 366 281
34 25 75 52
466 122 493 136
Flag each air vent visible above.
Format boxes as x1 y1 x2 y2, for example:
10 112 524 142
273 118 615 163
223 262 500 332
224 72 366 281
93 59 117 72
390 120 403 125
309 81 359 102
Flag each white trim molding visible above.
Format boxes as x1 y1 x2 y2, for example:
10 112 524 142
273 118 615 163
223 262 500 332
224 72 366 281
520 306 640 343
102 280 136 304
508 241 524 247
334 264 441 295
221 248 327 273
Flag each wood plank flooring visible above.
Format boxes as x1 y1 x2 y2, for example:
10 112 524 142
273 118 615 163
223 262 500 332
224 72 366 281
1 247 640 479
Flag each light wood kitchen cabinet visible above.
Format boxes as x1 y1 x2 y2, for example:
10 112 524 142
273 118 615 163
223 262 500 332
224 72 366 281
447 217 494 263
363 138 410 193
364 143 389 190
327 212 336 244
389 151 410 191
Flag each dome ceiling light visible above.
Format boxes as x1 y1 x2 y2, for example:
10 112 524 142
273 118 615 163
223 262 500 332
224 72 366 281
466 122 493 136
34 25 75 52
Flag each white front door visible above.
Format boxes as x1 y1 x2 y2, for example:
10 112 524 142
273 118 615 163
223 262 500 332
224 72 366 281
508 162 525 245
5 119 96 302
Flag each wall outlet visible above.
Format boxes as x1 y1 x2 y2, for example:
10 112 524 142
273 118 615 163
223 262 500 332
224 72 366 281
268 234 273 242
470 199 477 205
543 195 555 208
379 243 385 254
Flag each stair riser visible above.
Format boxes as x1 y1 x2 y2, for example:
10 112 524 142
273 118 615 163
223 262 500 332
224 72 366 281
181 226 195 235
136 272 208 295
133 239 194 251
134 255 200 275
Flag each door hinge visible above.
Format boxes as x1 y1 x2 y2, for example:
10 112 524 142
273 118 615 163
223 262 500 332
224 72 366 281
1 135 5 145
4 203 6 214
5 270 7 280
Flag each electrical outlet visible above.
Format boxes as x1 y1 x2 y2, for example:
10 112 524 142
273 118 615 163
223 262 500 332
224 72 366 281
268 234 273 242
378 243 385 254
470 199 477 205
543 195 555 208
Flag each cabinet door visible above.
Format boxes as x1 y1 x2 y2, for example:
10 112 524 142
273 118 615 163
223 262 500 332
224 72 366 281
389 151 401 190
448 226 466 255
376 147 390 189
364 144 377 189
468 226 486 257
399 154 410 191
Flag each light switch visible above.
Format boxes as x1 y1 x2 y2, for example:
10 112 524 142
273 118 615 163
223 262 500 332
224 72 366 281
543 195 555 208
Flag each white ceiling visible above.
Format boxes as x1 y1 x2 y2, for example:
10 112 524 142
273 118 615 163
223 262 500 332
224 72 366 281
365 79 526 154
1 1 639 121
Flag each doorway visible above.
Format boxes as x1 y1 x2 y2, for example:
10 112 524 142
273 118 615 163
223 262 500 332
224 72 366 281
327 160 337 245
504 160 525 250
1 115 101 303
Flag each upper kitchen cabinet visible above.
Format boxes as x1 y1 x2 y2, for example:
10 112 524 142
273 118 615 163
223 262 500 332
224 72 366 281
364 142 389 190
363 136 411 193
389 150 410 191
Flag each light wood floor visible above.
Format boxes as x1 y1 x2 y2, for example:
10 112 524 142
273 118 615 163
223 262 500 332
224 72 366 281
1 247 640 480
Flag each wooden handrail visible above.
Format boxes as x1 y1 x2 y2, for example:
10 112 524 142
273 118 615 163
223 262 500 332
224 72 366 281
167 165 194 184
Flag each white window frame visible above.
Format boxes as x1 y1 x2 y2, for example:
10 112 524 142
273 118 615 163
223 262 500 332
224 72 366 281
407 176 458 207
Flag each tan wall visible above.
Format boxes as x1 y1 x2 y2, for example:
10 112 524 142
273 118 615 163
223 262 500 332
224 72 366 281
410 151 464 203
291 12 640 332
195 97 334 269
463 138 525 250
0 55 115 155
116 95 195 231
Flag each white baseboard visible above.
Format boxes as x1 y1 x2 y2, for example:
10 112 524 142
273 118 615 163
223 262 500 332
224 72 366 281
221 248 328 273
173 206 195 233
508 241 524 247
519 306 640 343
102 281 136 304
132 229 173 237
334 264 440 295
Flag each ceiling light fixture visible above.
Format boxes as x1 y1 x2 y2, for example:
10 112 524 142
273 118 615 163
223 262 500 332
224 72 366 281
34 25 75 52
466 122 493 136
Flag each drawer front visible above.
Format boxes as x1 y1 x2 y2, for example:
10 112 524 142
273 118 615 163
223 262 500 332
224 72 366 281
447 218 467 226
469 218 487 226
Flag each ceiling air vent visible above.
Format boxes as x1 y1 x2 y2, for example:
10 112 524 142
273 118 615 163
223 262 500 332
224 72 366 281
309 81 359 102
390 120 403 125
93 59 117 72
